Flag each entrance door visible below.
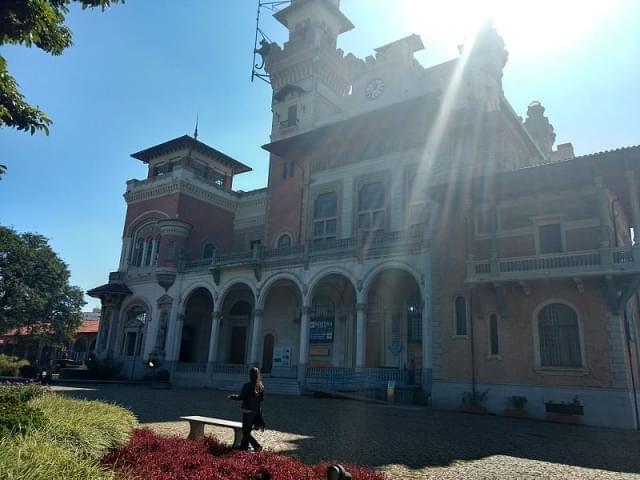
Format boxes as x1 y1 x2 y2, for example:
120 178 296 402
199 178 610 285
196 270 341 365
262 334 275 374
229 326 247 364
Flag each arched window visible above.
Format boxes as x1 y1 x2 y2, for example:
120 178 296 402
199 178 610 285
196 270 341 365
144 237 154 266
538 303 582 368
489 314 499 356
121 306 147 357
454 296 468 336
202 242 216 259
277 233 292 249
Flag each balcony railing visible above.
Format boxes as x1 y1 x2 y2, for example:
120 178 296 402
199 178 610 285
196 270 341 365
279 118 299 129
467 246 639 283
179 231 426 273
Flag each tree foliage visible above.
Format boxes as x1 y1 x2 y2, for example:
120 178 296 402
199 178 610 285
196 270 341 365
0 226 85 346
0 0 123 135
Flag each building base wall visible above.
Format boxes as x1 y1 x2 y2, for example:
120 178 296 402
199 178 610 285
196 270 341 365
432 380 638 429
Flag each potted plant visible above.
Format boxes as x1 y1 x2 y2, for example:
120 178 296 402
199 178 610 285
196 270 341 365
504 395 528 419
461 389 489 414
545 397 583 424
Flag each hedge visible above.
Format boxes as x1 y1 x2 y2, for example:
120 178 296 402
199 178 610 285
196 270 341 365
0 384 46 437
31 393 138 460
0 354 30 377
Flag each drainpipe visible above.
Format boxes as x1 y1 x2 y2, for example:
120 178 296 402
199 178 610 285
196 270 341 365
464 212 477 394
623 303 640 430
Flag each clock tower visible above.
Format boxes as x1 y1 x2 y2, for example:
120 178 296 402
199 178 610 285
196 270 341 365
264 0 354 140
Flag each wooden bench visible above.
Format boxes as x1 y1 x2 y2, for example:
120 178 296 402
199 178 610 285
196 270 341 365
180 416 243 447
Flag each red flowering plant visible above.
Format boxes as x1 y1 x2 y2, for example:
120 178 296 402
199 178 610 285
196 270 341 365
103 428 385 480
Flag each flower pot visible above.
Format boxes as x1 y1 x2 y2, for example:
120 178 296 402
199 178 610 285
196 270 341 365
461 404 487 415
504 408 528 419
545 413 579 424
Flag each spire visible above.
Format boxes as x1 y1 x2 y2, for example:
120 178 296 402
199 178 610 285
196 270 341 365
524 101 556 156
193 114 199 140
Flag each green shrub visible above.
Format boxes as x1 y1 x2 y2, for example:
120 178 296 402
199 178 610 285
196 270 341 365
0 385 46 437
0 433 115 480
462 389 489 406
30 394 138 460
0 355 30 377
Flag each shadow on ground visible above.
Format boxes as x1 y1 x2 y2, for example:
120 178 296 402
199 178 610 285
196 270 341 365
62 384 640 475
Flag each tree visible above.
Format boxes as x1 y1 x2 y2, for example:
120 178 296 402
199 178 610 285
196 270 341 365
0 0 123 135
0 226 85 348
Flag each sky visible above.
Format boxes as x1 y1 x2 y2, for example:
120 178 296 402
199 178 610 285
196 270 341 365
1 0 639 311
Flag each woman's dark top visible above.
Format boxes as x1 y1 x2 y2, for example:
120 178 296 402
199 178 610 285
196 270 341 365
229 382 264 412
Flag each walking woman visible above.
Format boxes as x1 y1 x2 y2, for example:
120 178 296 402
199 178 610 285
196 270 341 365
228 366 265 451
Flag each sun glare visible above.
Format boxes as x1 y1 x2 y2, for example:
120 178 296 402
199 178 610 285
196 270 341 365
398 0 623 56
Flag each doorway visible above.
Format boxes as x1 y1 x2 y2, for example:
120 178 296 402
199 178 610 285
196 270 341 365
229 326 247 364
262 334 275 374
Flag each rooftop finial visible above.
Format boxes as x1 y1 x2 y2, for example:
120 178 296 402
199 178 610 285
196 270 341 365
193 114 199 140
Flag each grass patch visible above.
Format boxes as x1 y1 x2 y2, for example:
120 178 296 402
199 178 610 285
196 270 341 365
0 433 116 480
30 394 138 460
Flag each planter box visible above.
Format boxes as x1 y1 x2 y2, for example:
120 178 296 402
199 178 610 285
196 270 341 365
460 404 487 415
545 413 580 424
504 408 528 419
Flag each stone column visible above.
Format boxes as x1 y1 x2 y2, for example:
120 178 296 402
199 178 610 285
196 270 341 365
627 172 640 245
105 305 121 358
150 239 158 266
120 237 132 270
141 241 149 267
421 298 433 394
95 305 111 360
597 177 612 248
168 313 184 376
206 311 222 376
249 309 264 366
298 306 311 383
355 303 367 368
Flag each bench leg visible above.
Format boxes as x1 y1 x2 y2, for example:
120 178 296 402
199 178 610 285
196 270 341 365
187 421 205 440
232 427 242 448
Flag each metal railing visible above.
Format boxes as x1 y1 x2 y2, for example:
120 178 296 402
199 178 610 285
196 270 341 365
305 367 420 404
467 246 639 282
176 231 425 274
279 118 299 129
209 363 249 376
175 362 207 374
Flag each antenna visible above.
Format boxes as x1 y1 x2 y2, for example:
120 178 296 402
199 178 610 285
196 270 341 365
251 0 290 84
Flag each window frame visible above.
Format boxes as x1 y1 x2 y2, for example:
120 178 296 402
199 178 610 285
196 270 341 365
453 295 469 338
120 306 148 358
487 312 501 359
532 300 587 373
202 242 216 259
312 191 338 244
276 233 293 249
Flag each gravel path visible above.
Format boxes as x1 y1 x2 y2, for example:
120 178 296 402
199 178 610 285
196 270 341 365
60 384 640 479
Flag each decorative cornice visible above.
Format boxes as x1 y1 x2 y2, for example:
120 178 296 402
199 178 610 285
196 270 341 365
125 179 240 212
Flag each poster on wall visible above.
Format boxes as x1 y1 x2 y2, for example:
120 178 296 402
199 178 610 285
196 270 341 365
273 347 291 367
309 318 334 343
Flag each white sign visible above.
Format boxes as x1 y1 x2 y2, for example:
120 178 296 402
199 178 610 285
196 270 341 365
273 347 291 367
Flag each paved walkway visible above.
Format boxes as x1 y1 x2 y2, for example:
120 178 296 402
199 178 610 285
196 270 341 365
61 385 640 479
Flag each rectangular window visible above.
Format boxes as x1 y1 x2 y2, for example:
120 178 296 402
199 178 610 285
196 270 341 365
123 332 137 356
153 164 165 177
489 314 499 356
166 240 176 261
250 239 261 250
313 192 338 243
358 181 386 236
539 223 563 254
455 296 468 336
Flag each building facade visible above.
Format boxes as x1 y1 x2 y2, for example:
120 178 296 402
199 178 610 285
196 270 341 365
89 0 640 428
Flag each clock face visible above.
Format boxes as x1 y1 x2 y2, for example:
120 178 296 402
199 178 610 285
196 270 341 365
365 78 385 100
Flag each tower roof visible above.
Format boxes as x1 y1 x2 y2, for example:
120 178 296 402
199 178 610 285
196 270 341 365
130 135 252 174
274 0 354 34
